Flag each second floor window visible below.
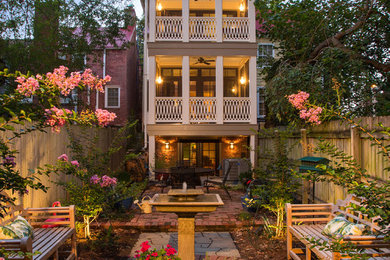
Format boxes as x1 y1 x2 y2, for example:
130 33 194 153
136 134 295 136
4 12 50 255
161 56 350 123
257 86 266 120
105 86 120 108
257 44 274 68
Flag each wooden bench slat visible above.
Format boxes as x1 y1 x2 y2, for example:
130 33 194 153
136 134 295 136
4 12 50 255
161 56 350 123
34 228 73 260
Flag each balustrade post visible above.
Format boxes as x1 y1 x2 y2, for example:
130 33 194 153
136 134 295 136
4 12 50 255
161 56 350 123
215 0 223 42
149 0 156 42
248 0 256 43
216 56 224 124
249 56 257 124
148 56 156 124
183 0 189 42
182 56 190 124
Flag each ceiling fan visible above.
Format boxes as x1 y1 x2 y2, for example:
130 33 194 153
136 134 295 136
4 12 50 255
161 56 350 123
194 57 215 65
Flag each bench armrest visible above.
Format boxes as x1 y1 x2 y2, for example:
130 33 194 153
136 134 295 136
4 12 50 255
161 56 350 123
286 203 334 226
23 205 76 229
0 236 33 254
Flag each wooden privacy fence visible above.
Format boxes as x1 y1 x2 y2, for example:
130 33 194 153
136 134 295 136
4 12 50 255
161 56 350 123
257 116 390 204
1 125 125 209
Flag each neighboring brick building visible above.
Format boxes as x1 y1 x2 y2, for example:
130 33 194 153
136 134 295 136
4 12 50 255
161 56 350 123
87 24 140 126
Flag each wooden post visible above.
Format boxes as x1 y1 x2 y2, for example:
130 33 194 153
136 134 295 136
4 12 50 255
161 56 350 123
69 205 78 259
182 0 189 42
286 203 292 260
249 57 257 124
350 126 361 166
301 129 310 204
216 56 223 124
182 56 190 124
215 0 223 42
248 0 256 42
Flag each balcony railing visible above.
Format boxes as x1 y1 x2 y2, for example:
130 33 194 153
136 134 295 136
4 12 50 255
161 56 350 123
156 17 183 41
155 97 183 122
155 16 249 42
189 17 216 41
154 97 251 123
223 17 250 41
224 97 251 122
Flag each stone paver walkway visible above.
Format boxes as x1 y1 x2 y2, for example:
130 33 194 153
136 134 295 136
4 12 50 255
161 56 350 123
99 187 262 231
130 232 240 259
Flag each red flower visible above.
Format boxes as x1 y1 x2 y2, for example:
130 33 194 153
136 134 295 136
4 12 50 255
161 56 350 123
141 241 151 253
145 256 150 260
246 179 253 185
151 252 158 256
166 244 172 248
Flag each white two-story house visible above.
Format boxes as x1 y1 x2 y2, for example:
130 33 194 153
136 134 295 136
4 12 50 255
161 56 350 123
143 0 258 178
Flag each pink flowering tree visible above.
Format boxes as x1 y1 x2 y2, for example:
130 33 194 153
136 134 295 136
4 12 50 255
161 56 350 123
0 66 116 217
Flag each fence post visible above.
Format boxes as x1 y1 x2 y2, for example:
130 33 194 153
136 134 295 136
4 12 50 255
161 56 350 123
350 126 361 167
301 129 310 204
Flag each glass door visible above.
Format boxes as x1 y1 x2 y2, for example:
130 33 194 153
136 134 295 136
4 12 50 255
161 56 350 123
180 141 218 169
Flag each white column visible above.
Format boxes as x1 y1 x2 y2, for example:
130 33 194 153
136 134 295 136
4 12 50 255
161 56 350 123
148 135 155 180
248 0 256 43
182 56 190 124
216 56 223 124
148 56 156 124
149 0 156 42
250 135 256 171
215 0 223 42
183 0 189 42
249 56 257 124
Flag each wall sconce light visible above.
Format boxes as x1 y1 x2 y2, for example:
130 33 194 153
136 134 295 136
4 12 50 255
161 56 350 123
157 2 163 11
231 86 237 94
239 1 245 12
240 76 246 85
156 76 163 84
165 142 170 150
229 142 234 149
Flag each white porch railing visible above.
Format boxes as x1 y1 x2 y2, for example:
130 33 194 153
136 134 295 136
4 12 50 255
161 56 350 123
190 97 217 122
155 97 183 122
154 97 251 123
222 17 249 41
155 16 250 41
189 17 216 41
155 17 183 41
223 97 251 122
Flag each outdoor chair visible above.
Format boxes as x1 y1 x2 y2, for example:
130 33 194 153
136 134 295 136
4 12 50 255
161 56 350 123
204 161 235 200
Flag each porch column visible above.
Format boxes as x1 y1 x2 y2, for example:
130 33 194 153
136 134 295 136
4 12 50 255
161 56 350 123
248 0 256 43
148 135 155 180
215 0 223 42
182 56 190 124
149 0 156 42
148 56 156 124
249 56 257 124
182 0 189 42
250 134 256 170
216 56 224 124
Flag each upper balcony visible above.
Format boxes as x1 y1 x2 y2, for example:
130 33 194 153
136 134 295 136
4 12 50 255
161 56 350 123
148 0 256 43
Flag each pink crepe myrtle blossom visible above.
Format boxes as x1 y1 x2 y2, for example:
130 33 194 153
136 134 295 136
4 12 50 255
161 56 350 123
100 175 117 187
81 69 111 92
90 175 100 185
15 76 40 97
288 91 310 110
300 107 322 125
44 107 72 132
57 154 69 161
95 109 117 127
71 160 79 167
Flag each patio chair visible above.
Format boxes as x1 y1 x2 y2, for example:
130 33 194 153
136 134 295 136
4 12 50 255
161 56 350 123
204 161 234 200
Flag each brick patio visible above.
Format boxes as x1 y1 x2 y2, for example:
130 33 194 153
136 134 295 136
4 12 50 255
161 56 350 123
98 187 262 231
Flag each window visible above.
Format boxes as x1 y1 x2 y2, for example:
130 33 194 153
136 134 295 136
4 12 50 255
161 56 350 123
257 44 274 68
105 86 120 108
257 86 266 120
60 89 77 104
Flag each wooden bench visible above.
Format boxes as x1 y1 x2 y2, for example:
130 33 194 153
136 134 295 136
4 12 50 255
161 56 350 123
0 202 77 260
286 195 390 259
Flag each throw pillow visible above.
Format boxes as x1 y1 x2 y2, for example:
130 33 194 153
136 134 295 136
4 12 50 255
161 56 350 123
338 222 366 236
322 215 349 236
0 216 33 239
